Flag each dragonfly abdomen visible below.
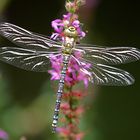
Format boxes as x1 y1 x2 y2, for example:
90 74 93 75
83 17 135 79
52 54 70 132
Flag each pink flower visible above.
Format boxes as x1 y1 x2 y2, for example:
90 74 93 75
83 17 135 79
51 13 86 40
60 103 70 110
0 129 8 140
77 71 89 88
51 19 63 33
72 20 80 28
57 124 84 140
56 127 70 136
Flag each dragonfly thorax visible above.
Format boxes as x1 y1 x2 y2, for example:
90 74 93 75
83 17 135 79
62 43 73 54
62 36 75 55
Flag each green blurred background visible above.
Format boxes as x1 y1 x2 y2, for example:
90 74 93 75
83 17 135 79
0 0 139 140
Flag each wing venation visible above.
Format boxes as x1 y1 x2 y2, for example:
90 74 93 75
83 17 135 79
76 44 140 65
0 22 62 51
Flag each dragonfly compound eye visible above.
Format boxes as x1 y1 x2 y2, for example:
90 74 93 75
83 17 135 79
64 26 78 38
68 26 76 32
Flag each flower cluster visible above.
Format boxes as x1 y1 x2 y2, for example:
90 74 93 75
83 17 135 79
57 126 84 140
51 0 86 41
51 13 86 41
48 51 91 88
56 91 85 140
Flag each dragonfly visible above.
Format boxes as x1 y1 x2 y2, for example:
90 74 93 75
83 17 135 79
0 22 140 132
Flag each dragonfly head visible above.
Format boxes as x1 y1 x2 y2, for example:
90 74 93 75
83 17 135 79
64 26 78 38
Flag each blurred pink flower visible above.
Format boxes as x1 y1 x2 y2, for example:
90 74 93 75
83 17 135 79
57 124 84 140
0 129 8 140
60 102 70 110
56 127 70 137
75 132 84 140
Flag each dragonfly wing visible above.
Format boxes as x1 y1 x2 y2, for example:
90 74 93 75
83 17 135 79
0 46 60 72
72 55 134 86
88 63 134 86
76 44 140 65
0 22 62 51
0 22 62 72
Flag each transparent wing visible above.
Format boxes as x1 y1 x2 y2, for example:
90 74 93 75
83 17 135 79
76 44 140 65
72 56 135 86
79 61 135 86
0 22 62 72
0 22 62 51
0 46 61 72
89 63 134 86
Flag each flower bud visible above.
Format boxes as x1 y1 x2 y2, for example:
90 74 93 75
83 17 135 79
65 1 78 13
